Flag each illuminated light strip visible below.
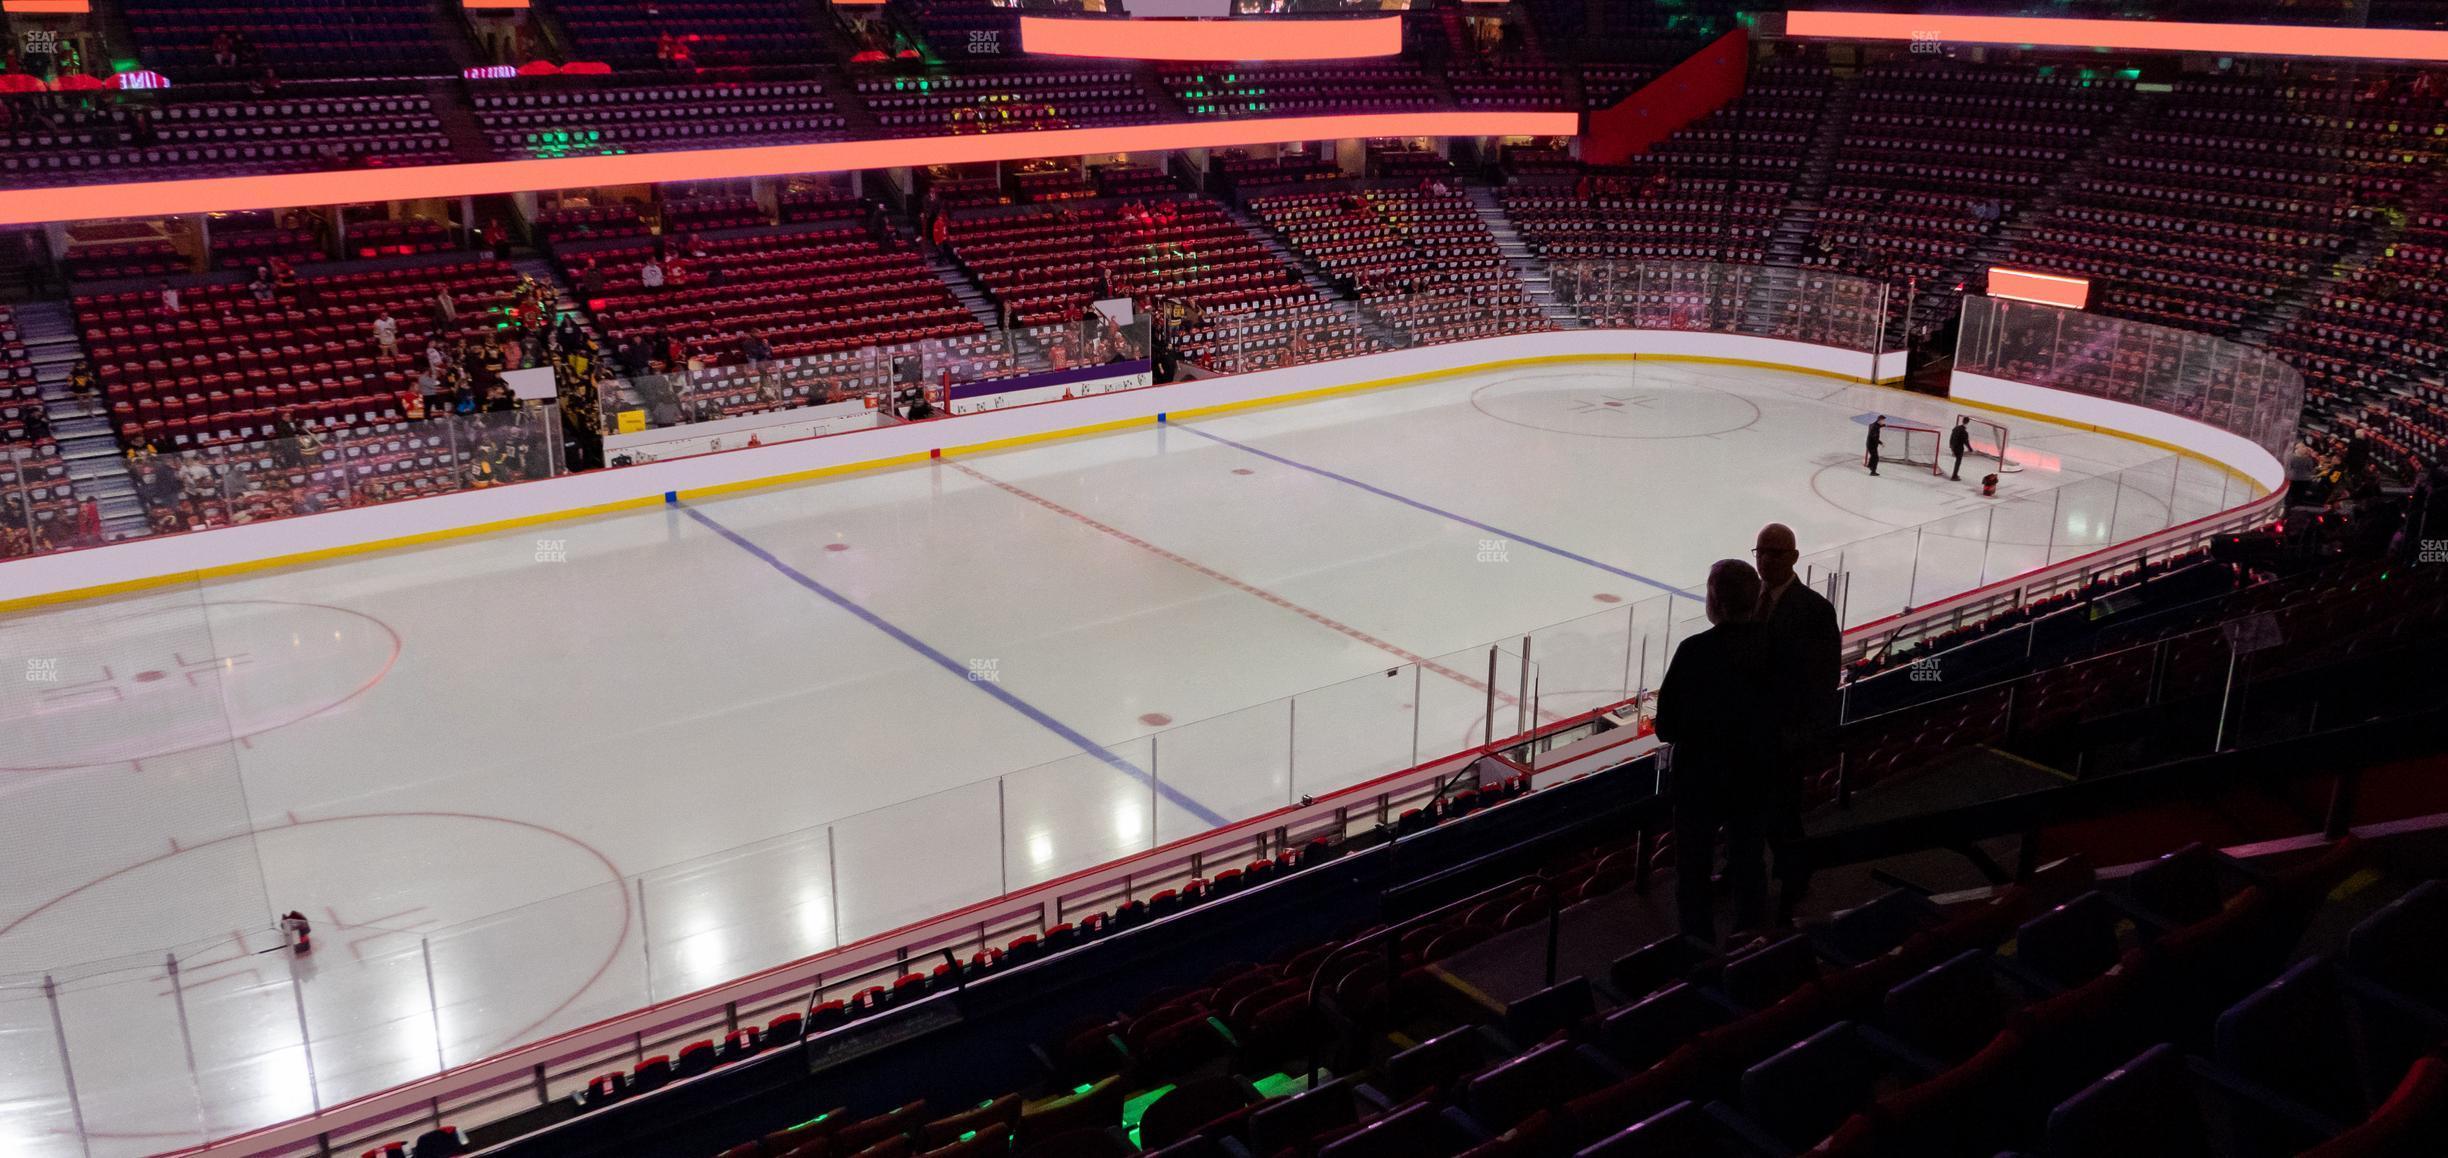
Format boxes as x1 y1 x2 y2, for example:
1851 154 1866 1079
0 110 1577 227
1988 267 2092 309
461 0 530 10
2 0 90 12
1781 10 2448 63
1020 14 1403 60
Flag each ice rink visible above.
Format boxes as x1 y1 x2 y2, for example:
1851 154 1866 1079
0 357 2251 1155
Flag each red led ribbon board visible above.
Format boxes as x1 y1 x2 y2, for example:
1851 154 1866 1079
1019 14 1404 61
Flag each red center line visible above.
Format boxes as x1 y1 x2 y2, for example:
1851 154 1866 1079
947 461 1548 715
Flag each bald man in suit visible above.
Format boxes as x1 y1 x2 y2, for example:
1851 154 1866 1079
1751 523 1842 924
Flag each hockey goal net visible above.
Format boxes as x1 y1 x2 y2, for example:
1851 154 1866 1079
1883 423 1942 472
1954 415 2025 474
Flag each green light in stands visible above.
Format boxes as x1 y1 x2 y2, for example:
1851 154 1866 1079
111 58 139 73
1250 1072 1308 1098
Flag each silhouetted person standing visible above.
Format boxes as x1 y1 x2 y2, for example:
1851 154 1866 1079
1865 415 1886 476
1656 559 1776 944
1950 417 1973 481
1752 523 1841 925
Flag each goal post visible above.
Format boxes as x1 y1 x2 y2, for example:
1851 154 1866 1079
1954 414 2024 474
1881 423 1942 473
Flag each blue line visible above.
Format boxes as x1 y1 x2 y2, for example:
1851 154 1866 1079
677 502 1229 827
1174 423 1704 602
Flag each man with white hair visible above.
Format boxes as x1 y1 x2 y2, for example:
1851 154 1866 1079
1656 558 1776 943
1752 522 1842 924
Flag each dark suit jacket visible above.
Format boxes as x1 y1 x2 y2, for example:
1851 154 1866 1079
1761 578 1842 768
1655 621 1778 811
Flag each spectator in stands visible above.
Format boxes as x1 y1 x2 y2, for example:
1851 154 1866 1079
67 359 98 415
577 263 605 308
372 310 399 357
1751 522 1841 925
74 496 101 546
212 31 237 69
157 282 181 317
484 219 511 261
467 443 501 488
433 286 458 326
0 498 51 558
2288 438 2327 506
176 455 214 501
475 336 508 387
742 329 775 385
640 259 666 293
248 274 275 305
270 410 310 469
1657 558 1774 943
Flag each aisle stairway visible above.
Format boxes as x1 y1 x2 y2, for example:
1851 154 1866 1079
425 76 501 167
1466 182 1578 327
926 253 1049 372
1219 201 1396 347
1910 90 2156 342
17 300 145 541
1763 75 1859 269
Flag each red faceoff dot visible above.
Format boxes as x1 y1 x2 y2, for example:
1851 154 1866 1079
1594 593 1624 604
824 542 850 552
1139 712 1173 726
1232 468 1255 476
